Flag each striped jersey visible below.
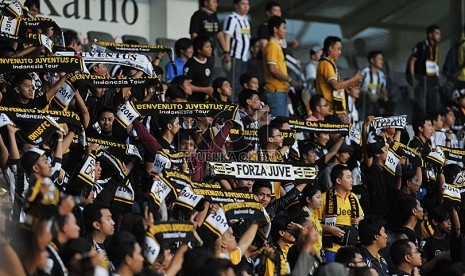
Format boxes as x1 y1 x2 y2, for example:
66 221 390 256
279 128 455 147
223 12 251 62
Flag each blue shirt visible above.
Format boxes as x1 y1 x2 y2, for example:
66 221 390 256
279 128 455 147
165 57 186 81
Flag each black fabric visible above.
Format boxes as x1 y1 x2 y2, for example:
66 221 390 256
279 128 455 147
189 9 221 49
420 235 452 276
363 164 395 223
184 57 214 102
265 187 302 221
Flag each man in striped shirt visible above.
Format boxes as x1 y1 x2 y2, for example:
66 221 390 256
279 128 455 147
223 0 251 101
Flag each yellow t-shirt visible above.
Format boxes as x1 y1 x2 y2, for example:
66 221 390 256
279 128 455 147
304 206 323 254
264 244 291 276
315 190 364 253
264 38 289 93
315 56 339 114
220 247 242 265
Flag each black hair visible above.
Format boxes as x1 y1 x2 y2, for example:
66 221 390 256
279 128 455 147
159 115 178 131
412 115 431 136
358 216 385 246
175 38 193 57
107 231 138 270
400 164 417 187
63 30 79 47
177 128 198 143
238 88 259 108
367 50 382 63
270 116 289 130
153 65 164 76
330 164 350 187
350 266 375 276
24 0 40 9
270 215 291 244
309 95 325 112
97 106 116 118
335 246 361 267
443 164 461 184
267 16 286 37
83 204 110 235
323 36 341 56
265 1 280 12
399 196 419 224
165 85 187 101
233 0 242 4
193 36 211 55
61 238 93 269
390 239 413 267
171 75 190 87
239 73 258 88
429 206 450 226
300 185 321 207
252 180 273 195
12 74 32 88
426 24 440 35
181 247 215 275
258 124 278 149
445 263 465 276
212 77 229 94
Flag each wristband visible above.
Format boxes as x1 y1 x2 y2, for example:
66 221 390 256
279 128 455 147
288 77 292 83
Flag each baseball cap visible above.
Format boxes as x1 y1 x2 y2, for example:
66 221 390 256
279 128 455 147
338 143 354 154
452 89 465 101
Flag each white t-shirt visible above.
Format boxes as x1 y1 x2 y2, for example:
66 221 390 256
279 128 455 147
360 67 386 94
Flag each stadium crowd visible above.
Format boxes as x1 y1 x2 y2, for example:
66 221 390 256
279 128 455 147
2 0 465 276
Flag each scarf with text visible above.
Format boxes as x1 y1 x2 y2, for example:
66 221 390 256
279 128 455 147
288 118 350 134
144 222 202 264
209 161 317 183
116 101 239 128
0 56 84 73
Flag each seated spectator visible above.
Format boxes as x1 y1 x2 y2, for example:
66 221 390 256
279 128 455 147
307 95 330 121
171 75 193 99
212 77 232 103
165 38 193 82
335 246 367 268
390 239 422 276
358 216 389 276
239 73 260 91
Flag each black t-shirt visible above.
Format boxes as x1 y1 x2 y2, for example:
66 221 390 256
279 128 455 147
363 164 395 221
397 226 419 247
406 40 438 77
2 92 48 109
420 235 452 276
184 57 214 102
257 22 269 40
189 9 221 49
390 268 411 276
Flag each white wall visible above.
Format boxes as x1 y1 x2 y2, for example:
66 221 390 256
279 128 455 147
40 0 196 45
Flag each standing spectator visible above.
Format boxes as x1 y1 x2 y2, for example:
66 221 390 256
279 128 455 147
316 36 361 115
184 36 214 102
165 38 193 82
390 239 422 276
358 216 389 276
455 25 465 89
406 25 441 114
437 106 459 148
360 51 387 117
223 0 251 100
263 16 301 117
189 0 226 53
305 46 323 95
347 84 361 124
316 165 364 263
452 89 465 139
